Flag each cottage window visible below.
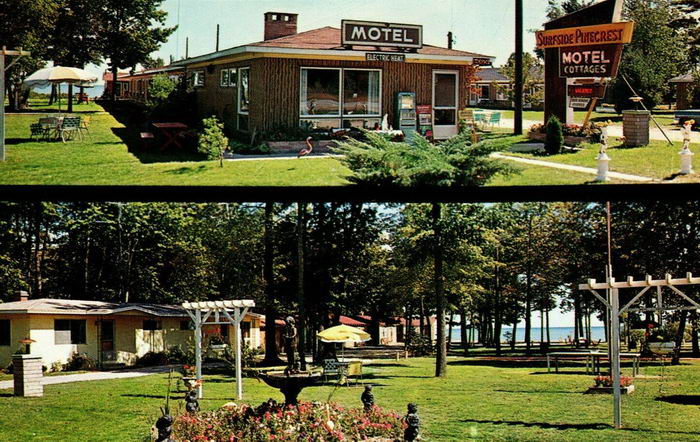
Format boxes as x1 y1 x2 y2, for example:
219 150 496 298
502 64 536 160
479 85 490 100
143 320 162 331
0 320 9 346
220 69 229 87
180 320 193 330
300 68 381 129
238 67 250 131
54 319 86 345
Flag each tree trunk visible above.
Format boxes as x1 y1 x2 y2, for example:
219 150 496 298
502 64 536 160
49 84 57 105
296 202 307 370
111 65 118 102
546 307 551 344
494 247 502 356
433 203 446 377
524 214 533 353
460 308 468 355
262 202 283 366
511 321 518 350
671 310 688 365
447 311 454 351
67 84 73 113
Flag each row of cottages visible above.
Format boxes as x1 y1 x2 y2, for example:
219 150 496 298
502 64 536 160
169 12 495 140
469 67 545 110
102 66 184 101
338 315 438 345
0 293 261 370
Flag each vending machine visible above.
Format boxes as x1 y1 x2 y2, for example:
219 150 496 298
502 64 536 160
417 105 433 139
394 92 417 140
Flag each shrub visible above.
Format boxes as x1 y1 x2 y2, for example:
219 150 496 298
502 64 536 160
65 352 96 371
229 140 271 155
135 351 169 367
197 116 229 166
166 345 195 365
544 115 564 155
50 361 64 373
406 330 433 357
172 400 404 441
147 74 177 107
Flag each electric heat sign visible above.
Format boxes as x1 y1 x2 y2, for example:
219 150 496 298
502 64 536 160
342 20 423 49
559 44 622 78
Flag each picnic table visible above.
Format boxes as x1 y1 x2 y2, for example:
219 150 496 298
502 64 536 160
546 351 641 376
152 122 188 150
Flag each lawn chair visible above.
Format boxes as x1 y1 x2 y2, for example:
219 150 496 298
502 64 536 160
473 113 486 130
322 359 346 383
57 116 82 143
29 123 45 140
488 112 501 129
38 117 60 140
346 360 363 385
79 116 92 140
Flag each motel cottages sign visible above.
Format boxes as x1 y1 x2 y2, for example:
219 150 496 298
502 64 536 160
342 20 423 49
536 22 634 79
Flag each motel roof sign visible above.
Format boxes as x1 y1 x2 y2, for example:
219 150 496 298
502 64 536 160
342 20 423 49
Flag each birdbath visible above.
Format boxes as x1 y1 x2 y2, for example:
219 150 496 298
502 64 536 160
259 371 322 406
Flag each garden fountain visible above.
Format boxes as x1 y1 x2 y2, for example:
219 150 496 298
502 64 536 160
259 317 321 405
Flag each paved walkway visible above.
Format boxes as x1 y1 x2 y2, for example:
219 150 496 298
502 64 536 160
492 152 655 182
0 365 177 390
501 118 698 144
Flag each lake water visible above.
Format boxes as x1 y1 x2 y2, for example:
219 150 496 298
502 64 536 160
33 84 105 98
450 326 606 343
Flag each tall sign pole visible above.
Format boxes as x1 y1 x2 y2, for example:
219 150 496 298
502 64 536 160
1 47 31 162
514 0 523 135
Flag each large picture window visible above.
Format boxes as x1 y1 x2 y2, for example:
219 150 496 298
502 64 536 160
55 319 86 345
0 320 9 346
300 67 381 129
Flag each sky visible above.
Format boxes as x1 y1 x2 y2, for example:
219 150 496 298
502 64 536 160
85 0 560 84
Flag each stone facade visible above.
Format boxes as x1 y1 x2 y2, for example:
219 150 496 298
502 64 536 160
623 111 650 147
13 355 43 397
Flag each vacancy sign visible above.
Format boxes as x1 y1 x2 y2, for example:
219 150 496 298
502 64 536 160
535 22 634 49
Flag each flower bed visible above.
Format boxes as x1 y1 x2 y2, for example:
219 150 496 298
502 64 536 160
528 122 603 145
172 400 404 441
586 375 635 395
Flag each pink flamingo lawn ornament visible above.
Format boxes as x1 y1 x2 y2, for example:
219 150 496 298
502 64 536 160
298 137 313 158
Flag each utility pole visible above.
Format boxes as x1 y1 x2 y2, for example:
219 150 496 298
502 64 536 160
1 46 31 162
216 24 220 52
514 0 524 135
447 31 453 49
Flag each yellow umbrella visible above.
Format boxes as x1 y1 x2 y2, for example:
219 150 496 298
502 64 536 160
317 324 370 361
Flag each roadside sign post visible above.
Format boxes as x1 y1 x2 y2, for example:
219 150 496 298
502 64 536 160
1 46 32 162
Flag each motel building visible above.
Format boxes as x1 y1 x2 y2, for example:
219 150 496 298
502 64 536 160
172 12 494 139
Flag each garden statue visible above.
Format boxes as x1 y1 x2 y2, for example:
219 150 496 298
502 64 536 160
154 414 174 442
403 403 420 441
185 389 200 414
680 119 695 175
283 316 299 376
361 385 374 412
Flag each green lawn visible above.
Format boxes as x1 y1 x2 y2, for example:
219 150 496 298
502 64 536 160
501 140 700 181
1 357 699 440
0 104 351 186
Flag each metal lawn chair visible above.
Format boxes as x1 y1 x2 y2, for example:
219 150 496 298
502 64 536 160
322 359 346 383
346 360 363 385
488 112 501 129
38 117 60 140
79 115 92 140
57 116 82 143
29 123 45 140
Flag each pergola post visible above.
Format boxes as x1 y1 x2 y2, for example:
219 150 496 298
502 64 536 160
610 287 622 429
194 308 203 398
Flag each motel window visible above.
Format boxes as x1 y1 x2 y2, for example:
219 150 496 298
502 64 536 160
54 319 86 345
238 67 250 131
220 68 237 88
479 85 490 100
0 320 9 346
300 68 381 129
180 320 193 331
190 70 204 88
143 320 162 331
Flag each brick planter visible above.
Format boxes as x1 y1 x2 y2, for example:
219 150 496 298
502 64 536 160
623 110 650 147
265 140 337 154
13 355 43 397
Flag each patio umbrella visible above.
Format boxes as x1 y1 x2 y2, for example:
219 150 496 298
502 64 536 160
317 324 371 361
23 66 97 111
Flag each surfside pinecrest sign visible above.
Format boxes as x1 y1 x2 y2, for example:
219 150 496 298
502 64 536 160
535 22 634 49
342 20 423 49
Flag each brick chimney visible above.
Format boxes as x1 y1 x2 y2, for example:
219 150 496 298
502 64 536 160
264 12 298 41
14 290 29 302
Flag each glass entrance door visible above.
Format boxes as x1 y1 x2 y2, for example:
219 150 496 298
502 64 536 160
100 320 115 362
432 70 459 139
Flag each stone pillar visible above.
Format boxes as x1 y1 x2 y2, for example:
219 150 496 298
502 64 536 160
622 111 650 147
13 355 43 397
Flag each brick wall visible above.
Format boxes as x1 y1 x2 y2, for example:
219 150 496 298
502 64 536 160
623 111 650 147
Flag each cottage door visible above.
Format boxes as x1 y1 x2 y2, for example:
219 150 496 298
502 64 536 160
432 70 459 139
100 320 115 362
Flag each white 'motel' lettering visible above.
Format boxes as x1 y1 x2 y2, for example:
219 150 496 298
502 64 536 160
351 27 366 40
562 50 611 65
350 25 415 43
368 27 381 40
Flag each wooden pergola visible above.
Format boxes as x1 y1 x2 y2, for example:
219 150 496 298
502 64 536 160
181 300 255 399
579 273 700 429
